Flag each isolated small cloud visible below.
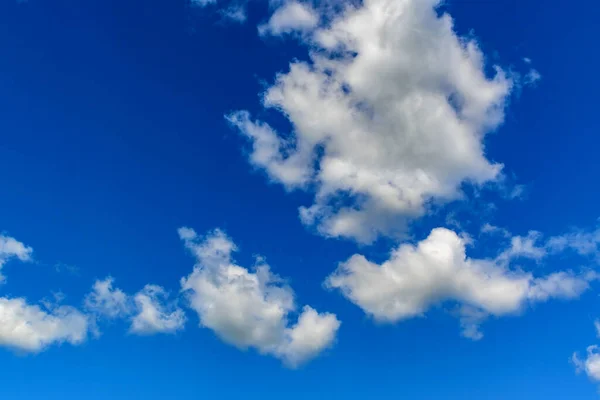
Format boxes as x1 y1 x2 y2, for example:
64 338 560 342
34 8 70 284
480 223 511 238
524 69 542 86
221 4 247 23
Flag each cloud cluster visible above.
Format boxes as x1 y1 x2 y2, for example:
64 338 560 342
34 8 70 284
85 277 185 335
179 227 340 367
1 0 594 378
230 0 512 243
326 227 596 339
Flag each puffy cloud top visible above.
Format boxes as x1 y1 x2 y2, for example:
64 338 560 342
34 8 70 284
179 227 340 367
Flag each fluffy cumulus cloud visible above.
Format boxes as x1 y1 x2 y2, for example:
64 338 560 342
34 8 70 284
0 298 89 352
326 227 596 339
0 234 33 282
85 278 185 335
229 0 513 243
179 227 340 367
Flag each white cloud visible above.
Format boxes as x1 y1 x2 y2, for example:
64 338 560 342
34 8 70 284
179 227 340 367
221 3 247 23
259 1 319 36
325 227 596 339
481 223 510 238
547 227 600 258
457 305 488 341
130 285 186 335
85 277 131 319
524 69 541 86
230 0 512 243
0 234 33 283
85 278 185 335
495 231 547 264
481 223 600 264
573 345 600 382
0 297 88 352
527 271 596 302
190 0 216 6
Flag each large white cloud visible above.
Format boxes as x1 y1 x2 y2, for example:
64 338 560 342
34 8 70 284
85 278 185 335
326 227 596 339
229 0 512 243
179 227 340 367
0 234 33 282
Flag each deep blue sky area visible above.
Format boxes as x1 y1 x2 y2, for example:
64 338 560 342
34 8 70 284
0 0 599 398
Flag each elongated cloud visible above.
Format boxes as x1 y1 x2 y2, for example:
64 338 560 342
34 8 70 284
229 0 512 243
0 298 89 352
179 227 340 367
547 226 600 258
326 227 596 339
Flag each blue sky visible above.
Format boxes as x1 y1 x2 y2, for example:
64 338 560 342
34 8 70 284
1 0 600 398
